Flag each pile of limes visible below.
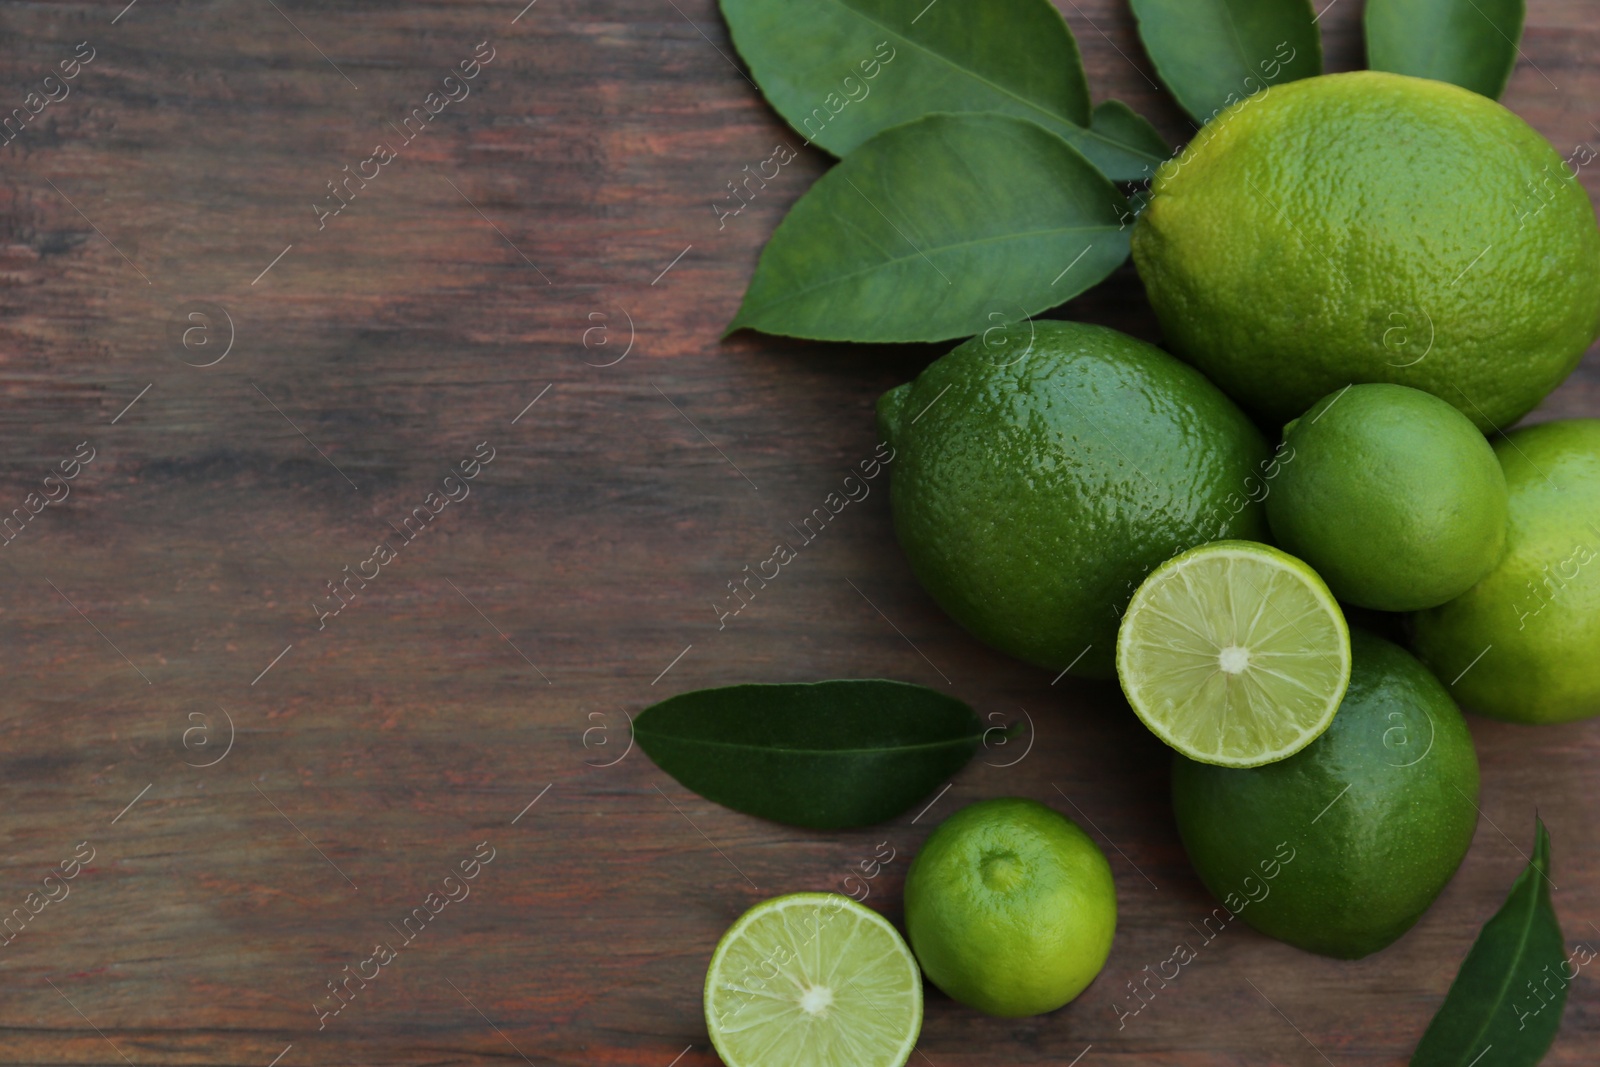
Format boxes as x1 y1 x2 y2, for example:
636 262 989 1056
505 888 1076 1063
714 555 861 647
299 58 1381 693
702 71 1600 1065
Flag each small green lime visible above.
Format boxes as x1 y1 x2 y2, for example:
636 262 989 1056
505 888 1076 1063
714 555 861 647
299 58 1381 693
1266 384 1509 611
878 320 1268 679
1172 629 1480 959
1133 71 1600 431
704 893 922 1067
1412 419 1600 722
903 797 1115 1017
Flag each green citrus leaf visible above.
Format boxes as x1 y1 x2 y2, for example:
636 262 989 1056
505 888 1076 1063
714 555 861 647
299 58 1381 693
1091 99 1171 163
1067 107 1170 182
727 113 1132 343
1365 0 1524 100
716 0 1163 180
635 680 981 830
1411 819 1569 1067
1129 0 1322 125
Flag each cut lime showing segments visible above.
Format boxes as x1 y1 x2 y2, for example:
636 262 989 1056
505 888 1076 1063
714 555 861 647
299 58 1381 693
705 893 923 1067
1116 540 1351 768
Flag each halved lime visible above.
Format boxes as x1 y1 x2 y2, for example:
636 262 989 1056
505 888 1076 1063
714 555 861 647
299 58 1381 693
1116 540 1351 767
705 893 923 1067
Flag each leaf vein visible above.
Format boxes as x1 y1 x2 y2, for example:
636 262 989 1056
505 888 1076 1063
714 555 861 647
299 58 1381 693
742 224 1122 320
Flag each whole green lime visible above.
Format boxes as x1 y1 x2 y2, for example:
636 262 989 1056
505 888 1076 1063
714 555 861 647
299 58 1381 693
903 797 1115 1016
1412 419 1600 723
878 320 1268 678
1171 629 1479 959
1133 70 1600 432
1266 384 1509 611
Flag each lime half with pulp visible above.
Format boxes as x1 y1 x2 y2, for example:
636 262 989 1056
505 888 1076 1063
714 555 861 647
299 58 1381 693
705 893 922 1067
1116 540 1351 767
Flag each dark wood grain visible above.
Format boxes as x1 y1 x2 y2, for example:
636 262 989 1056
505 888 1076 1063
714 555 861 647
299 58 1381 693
0 1 1595 1064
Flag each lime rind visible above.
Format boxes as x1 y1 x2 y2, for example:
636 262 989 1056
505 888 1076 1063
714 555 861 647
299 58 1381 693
1116 541 1351 767
705 893 923 1067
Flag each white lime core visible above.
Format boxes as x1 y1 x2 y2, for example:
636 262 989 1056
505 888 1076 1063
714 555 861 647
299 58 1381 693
799 985 834 1016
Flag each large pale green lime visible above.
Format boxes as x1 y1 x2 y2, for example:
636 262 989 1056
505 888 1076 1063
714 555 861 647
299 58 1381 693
1134 71 1600 431
1412 419 1600 722
1172 630 1479 959
878 321 1268 678
903 798 1115 1017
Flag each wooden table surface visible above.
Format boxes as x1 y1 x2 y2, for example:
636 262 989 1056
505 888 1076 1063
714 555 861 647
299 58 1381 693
0 0 1596 1064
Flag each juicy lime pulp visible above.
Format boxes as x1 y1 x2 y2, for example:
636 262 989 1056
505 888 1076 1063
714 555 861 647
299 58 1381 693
1116 540 1352 767
705 893 923 1067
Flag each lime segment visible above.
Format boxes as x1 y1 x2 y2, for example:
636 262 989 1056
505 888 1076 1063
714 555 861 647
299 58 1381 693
705 893 922 1067
1116 540 1351 767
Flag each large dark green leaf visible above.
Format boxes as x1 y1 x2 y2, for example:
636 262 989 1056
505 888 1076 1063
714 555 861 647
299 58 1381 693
727 113 1132 343
718 0 1165 180
635 680 981 830
1366 0 1524 100
1412 819 1568 1066
1129 0 1322 124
